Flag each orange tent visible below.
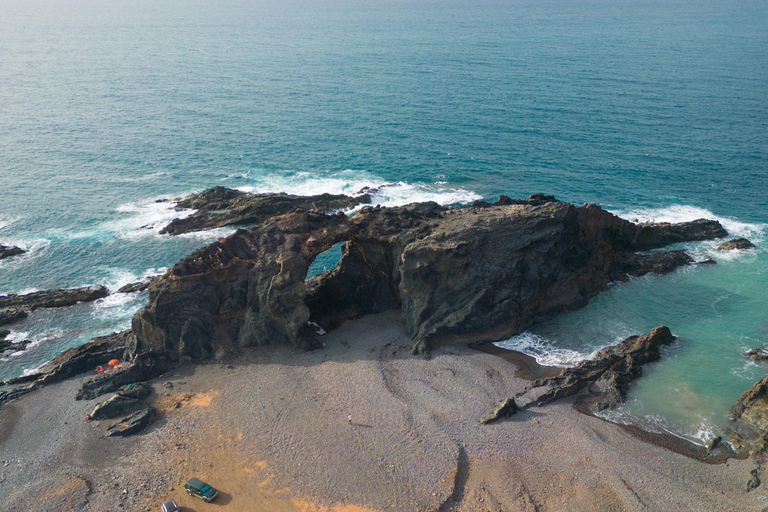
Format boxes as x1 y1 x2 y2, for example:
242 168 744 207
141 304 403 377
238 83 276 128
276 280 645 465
108 359 119 366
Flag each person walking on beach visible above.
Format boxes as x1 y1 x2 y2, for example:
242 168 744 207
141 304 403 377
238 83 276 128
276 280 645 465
348 413 352 426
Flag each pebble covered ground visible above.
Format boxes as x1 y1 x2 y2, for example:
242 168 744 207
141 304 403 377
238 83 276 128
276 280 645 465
0 311 765 512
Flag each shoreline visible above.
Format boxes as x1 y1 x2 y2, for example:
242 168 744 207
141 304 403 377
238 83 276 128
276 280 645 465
471 341 738 464
0 311 762 511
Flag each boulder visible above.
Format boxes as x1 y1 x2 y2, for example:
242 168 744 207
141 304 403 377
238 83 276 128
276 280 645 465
89 394 144 421
718 238 755 251
131 194 726 361
105 407 155 437
0 245 25 260
482 327 676 424
118 382 152 399
159 186 372 235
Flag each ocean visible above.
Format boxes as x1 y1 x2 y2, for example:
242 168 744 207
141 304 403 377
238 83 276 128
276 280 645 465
0 0 766 445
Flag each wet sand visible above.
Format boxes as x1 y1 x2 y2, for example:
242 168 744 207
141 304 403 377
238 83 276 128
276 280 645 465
0 311 764 512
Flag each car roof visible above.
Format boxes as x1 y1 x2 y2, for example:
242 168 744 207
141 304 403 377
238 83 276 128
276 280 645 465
185 477 206 489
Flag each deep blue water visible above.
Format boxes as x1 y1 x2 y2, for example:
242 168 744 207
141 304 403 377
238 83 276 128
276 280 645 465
1 0 766 444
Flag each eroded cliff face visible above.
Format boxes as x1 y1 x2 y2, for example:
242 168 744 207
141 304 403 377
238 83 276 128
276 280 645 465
130 190 726 361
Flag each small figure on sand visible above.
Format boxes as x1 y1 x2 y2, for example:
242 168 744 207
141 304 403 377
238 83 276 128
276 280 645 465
348 413 352 426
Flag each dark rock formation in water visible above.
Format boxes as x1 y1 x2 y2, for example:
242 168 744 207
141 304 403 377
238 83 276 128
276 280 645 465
0 244 25 260
746 348 768 363
0 338 30 356
117 280 152 294
159 186 372 235
0 285 109 328
481 326 675 424
131 190 726 361
718 238 755 251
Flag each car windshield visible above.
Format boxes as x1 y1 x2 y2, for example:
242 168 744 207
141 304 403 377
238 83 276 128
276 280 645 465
201 485 210 493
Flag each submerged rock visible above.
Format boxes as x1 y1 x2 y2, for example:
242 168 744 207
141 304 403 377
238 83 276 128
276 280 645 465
482 327 676 424
132 194 726 361
0 245 25 260
718 238 755 251
159 186 372 235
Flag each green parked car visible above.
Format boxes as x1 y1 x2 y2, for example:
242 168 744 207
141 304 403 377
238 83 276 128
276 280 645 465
184 477 218 502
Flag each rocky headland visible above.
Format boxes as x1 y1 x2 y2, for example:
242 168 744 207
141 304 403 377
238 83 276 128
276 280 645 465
6 189 768 511
132 189 725 362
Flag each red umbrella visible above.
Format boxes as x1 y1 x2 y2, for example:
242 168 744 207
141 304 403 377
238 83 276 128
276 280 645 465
108 359 120 366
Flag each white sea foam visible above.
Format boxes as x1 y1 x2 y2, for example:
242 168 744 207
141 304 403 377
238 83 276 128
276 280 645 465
610 204 766 263
112 197 195 240
494 332 591 367
236 170 482 208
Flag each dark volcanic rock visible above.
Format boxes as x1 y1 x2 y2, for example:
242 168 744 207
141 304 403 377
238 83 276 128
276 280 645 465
631 219 727 251
718 238 755 251
104 407 155 436
76 352 171 400
0 245 25 260
482 327 676 424
159 186 372 235
118 382 152 399
0 329 8 340
724 375 768 454
132 194 725 361
37 331 132 386
0 285 108 310
117 280 152 293
0 308 28 327
0 338 30 356
89 394 144 421
746 348 768 363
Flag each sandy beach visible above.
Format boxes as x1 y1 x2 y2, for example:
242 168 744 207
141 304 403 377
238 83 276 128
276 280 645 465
0 311 763 512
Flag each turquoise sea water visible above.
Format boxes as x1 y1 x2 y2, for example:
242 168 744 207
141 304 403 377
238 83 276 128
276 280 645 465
0 0 766 444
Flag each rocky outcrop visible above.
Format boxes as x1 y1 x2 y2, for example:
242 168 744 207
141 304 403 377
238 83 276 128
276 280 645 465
117 280 152 294
0 285 108 310
631 219 727 251
0 245 25 260
0 331 133 407
105 407 155 436
86 392 156 436
724 375 768 454
0 308 28 327
131 193 726 361
746 348 768 363
159 186 372 235
481 327 676 423
0 338 30 356
76 352 171 400
718 238 755 251
0 285 109 329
